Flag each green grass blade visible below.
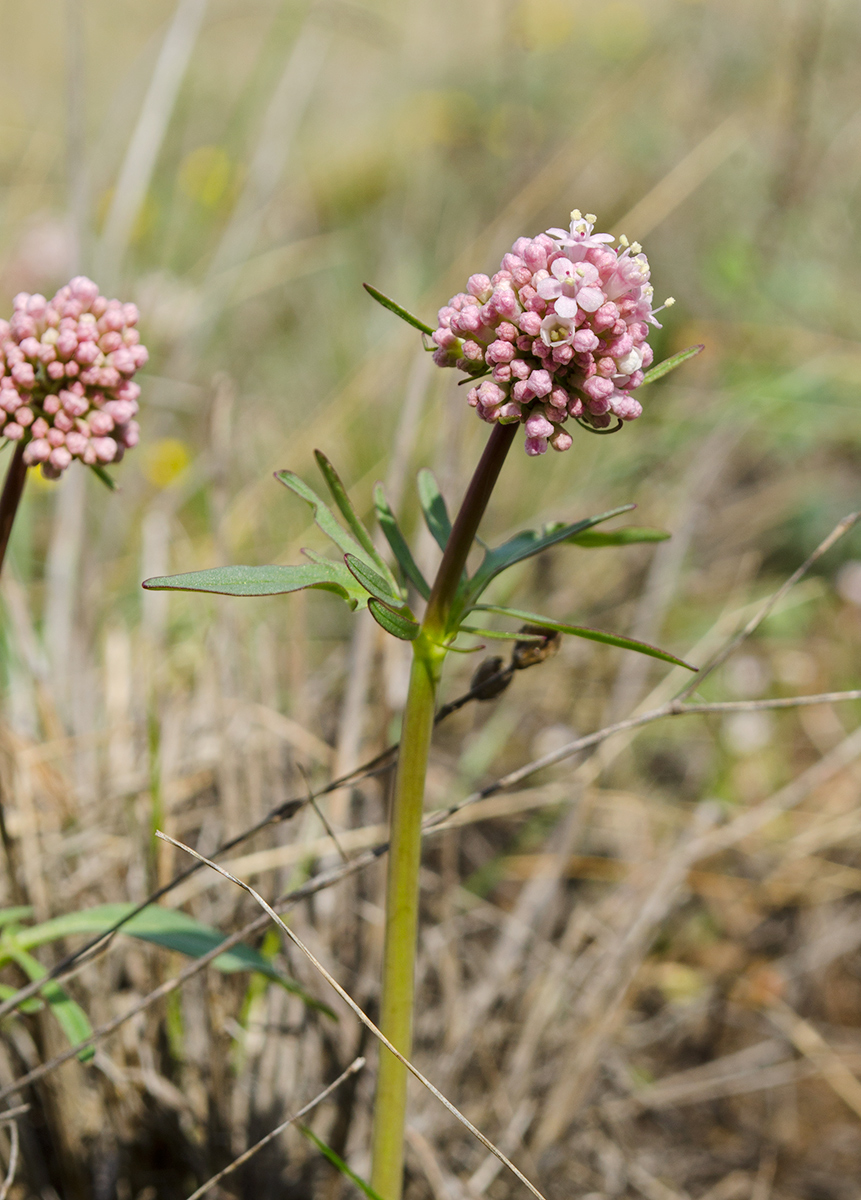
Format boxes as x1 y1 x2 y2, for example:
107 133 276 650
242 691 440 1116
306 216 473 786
299 1124 386 1200
641 343 704 385
5 942 95 1061
362 283 434 336
17 904 334 1016
373 484 430 599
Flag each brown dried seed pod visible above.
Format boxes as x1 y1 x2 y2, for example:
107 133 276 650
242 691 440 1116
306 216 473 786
511 625 561 670
469 655 512 700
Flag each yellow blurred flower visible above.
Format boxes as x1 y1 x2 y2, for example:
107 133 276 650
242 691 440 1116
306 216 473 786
142 439 190 488
178 145 233 209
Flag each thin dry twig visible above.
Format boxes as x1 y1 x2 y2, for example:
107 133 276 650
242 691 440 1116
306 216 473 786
2 687 859 1041
157 831 550 1200
0 1119 19 1200
675 511 859 701
184 1056 366 1200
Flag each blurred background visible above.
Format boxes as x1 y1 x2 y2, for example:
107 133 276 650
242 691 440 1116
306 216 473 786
2 0 861 1197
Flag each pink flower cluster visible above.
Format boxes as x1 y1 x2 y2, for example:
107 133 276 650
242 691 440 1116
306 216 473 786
431 211 673 455
0 276 146 479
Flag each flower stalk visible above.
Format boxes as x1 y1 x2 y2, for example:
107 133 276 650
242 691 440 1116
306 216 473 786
371 420 517 1200
0 442 28 577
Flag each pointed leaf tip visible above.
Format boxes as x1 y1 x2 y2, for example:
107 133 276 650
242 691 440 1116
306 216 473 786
641 343 705 386
363 283 435 336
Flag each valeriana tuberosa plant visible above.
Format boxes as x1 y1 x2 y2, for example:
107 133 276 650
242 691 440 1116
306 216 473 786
0 275 145 575
144 209 703 1200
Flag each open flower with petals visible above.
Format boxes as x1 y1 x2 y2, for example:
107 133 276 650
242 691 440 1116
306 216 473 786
0 276 145 479
432 209 672 455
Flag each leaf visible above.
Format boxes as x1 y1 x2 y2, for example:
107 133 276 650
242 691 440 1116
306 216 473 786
564 526 671 548
457 627 545 642
89 463 118 491
373 483 430 599
465 505 635 604
314 452 398 589
299 1125 386 1200
641 344 704 386
417 468 452 551
0 907 33 928
3 941 95 1061
344 554 406 607
368 598 420 640
274 470 371 563
0 983 42 1014
16 904 333 1016
362 283 434 336
474 606 697 670
142 561 368 611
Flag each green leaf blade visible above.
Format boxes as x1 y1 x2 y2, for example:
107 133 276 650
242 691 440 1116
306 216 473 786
641 344 704 386
475 606 697 670
314 452 398 588
373 483 431 599
4 942 95 1061
344 554 406 607
363 283 434 336
299 1125 386 1200
142 562 366 609
417 469 452 552
16 904 333 1016
368 598 420 640
274 470 371 562
567 526 671 547
467 504 635 604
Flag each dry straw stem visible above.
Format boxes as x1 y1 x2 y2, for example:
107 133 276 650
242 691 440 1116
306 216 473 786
0 1119 18 1200
156 830 549 1200
1 513 858 1095
767 999 861 1122
184 1056 366 1200
1 676 860 1093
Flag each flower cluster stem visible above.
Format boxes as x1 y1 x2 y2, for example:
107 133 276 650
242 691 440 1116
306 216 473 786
0 443 28 579
371 421 516 1200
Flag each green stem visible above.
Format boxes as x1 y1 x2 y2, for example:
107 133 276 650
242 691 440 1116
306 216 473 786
370 419 516 1200
0 442 28 580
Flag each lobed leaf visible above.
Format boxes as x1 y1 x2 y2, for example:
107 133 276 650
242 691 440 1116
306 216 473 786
416 469 453 551
368 598 420 640
314 452 398 589
373 483 431 599
465 505 635 605
474 605 697 670
15 904 333 1014
362 283 435 336
641 343 704 386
